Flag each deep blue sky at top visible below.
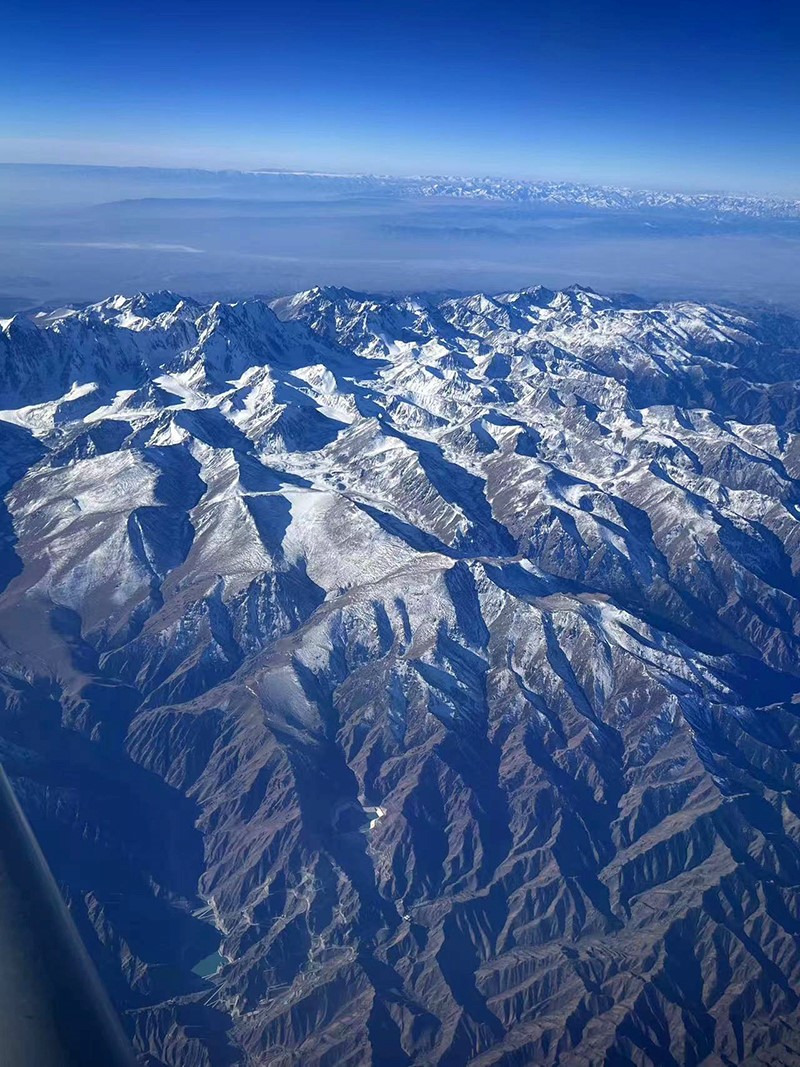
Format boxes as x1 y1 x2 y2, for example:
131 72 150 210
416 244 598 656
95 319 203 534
2 0 798 195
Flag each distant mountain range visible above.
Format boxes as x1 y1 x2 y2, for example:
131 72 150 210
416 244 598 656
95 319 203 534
4 162 800 221
250 170 800 219
1 284 800 1065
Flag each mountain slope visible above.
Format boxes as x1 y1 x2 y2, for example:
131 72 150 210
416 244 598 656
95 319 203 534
1 286 800 1066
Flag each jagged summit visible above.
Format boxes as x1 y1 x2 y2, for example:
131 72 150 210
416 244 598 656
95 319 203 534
1 283 800 1066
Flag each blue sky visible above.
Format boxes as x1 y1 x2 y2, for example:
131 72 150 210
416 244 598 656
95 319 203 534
2 0 799 195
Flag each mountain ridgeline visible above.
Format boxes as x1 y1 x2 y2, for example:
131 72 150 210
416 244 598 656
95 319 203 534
1 284 800 1066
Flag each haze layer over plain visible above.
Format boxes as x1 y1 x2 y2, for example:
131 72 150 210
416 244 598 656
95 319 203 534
2 165 800 315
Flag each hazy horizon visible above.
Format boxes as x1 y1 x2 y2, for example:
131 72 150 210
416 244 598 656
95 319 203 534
1 159 799 202
2 162 800 317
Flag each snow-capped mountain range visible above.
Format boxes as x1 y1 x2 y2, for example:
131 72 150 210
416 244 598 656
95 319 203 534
251 170 800 219
2 284 800 1066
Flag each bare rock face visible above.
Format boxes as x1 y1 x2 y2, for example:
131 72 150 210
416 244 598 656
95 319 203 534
1 286 800 1065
